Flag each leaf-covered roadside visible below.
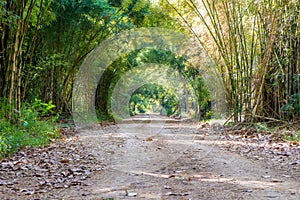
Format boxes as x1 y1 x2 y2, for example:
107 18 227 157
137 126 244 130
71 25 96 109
216 125 300 180
0 129 102 198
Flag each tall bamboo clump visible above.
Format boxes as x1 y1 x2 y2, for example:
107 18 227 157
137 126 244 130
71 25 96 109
255 0 300 121
0 0 24 116
172 0 299 122
184 0 258 122
0 0 43 121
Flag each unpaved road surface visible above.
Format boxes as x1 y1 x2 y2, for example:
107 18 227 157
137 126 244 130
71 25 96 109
1 114 299 199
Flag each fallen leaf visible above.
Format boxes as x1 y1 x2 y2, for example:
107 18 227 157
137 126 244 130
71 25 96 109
60 158 70 163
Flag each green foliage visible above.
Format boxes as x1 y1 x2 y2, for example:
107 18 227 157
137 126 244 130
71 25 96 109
24 0 125 111
1 0 186 122
0 98 12 120
255 123 269 133
0 99 59 158
121 0 151 26
281 93 300 116
96 109 114 122
195 77 211 119
204 110 213 119
129 84 179 116
0 0 19 29
0 98 19 124
283 131 300 143
0 131 9 156
96 47 212 121
31 98 56 116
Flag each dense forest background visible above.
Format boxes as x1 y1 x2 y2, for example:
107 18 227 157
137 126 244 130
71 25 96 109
1 0 299 125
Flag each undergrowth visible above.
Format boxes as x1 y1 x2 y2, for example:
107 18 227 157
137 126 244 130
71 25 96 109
283 131 300 143
0 99 60 158
225 120 300 143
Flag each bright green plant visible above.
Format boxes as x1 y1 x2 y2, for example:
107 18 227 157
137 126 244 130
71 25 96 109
21 99 59 127
0 99 59 158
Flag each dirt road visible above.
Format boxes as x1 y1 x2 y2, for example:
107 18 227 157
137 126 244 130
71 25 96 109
1 114 299 199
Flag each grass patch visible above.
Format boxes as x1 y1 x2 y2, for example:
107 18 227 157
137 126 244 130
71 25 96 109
0 99 60 158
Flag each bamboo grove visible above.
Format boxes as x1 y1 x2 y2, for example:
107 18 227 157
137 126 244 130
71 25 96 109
0 0 177 120
169 0 300 122
1 0 300 123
